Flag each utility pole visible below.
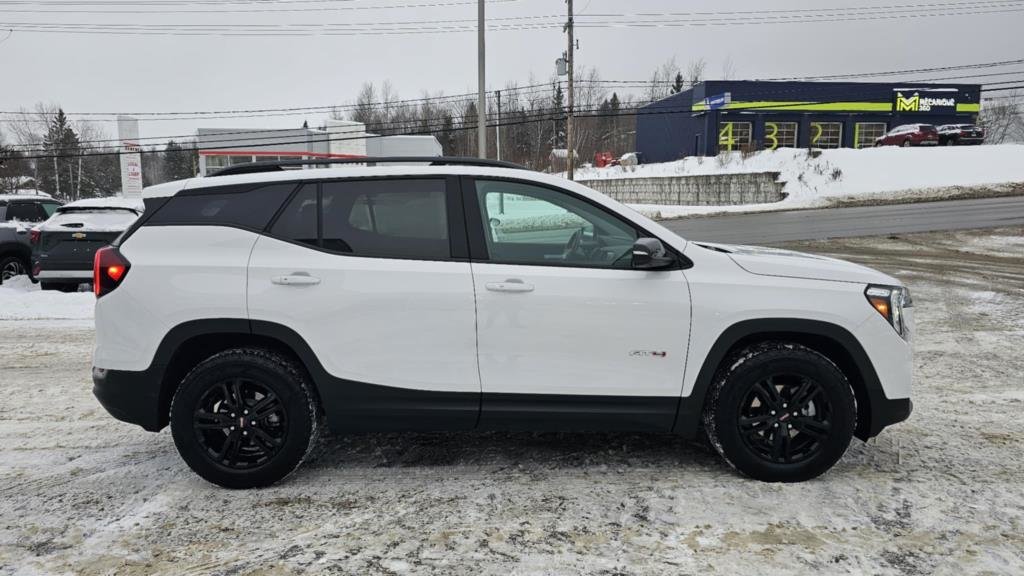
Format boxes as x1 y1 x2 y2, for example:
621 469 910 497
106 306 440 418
496 90 502 161
564 0 575 180
477 0 487 159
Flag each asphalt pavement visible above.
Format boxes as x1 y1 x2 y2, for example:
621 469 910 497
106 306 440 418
659 195 1024 244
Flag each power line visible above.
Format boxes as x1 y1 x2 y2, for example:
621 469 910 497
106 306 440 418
6 87 1012 161
1 1 1020 36
0 0 514 14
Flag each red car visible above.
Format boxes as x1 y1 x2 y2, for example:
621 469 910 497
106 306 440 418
875 124 939 147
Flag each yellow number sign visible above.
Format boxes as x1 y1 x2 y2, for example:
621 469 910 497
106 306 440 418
718 122 735 151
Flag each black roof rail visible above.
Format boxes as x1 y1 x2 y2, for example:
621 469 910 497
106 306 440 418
207 156 526 177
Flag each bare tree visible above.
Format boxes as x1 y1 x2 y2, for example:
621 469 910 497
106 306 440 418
980 92 1023 144
721 55 738 80
686 57 707 86
645 57 680 102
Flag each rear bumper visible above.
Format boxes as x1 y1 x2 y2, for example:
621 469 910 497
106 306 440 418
35 269 91 280
92 366 166 432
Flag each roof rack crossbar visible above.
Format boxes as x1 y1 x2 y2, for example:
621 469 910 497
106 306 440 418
208 156 525 177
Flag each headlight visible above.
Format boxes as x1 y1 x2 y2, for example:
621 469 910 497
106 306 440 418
865 284 912 338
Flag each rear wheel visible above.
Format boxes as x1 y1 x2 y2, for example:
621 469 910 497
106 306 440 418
902 139 912 147
703 342 856 482
945 138 955 146
0 255 27 284
170 347 320 489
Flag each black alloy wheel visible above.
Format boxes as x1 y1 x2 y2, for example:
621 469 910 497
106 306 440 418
1 257 26 282
737 374 832 465
171 348 319 488
704 342 856 482
192 378 288 470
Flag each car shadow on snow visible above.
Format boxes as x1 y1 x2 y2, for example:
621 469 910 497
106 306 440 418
304 430 724 473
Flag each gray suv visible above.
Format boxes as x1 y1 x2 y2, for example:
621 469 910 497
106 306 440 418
0 195 62 284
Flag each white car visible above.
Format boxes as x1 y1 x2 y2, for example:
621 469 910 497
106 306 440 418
91 158 913 488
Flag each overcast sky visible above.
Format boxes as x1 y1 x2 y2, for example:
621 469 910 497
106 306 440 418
1 0 1022 145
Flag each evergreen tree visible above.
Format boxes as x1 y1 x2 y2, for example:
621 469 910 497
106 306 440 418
40 109 80 200
551 82 566 148
163 140 197 181
670 72 685 94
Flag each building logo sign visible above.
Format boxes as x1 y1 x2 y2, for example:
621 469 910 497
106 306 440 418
704 92 732 110
894 90 957 113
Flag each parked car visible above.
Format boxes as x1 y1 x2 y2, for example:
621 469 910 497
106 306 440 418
0 194 62 284
875 124 939 147
92 157 913 488
937 124 985 146
32 197 143 292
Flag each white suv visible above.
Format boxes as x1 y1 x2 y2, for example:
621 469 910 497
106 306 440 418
92 158 913 488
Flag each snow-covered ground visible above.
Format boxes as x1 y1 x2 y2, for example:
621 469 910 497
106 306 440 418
573 145 1024 218
0 276 93 325
1 228 1022 575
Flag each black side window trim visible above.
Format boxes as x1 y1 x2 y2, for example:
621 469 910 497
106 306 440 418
262 175 469 263
462 175 692 271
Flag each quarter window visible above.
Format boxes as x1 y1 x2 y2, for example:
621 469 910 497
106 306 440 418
475 180 638 268
147 183 294 229
321 179 450 260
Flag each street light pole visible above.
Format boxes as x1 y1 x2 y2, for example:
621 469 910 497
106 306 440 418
496 90 502 161
477 0 487 159
565 0 575 180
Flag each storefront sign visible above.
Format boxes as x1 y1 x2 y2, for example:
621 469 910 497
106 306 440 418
893 90 958 114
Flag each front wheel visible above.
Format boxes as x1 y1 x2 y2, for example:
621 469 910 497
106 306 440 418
902 139 912 147
703 342 856 482
170 348 320 489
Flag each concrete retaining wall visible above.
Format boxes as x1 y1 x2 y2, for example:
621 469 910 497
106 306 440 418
577 172 786 206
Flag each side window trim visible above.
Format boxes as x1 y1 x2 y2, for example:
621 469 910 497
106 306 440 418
462 175 690 270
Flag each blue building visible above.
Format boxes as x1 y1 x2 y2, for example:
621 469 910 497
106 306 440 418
636 80 982 162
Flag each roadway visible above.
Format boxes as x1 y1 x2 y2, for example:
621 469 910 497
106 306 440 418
658 195 1024 244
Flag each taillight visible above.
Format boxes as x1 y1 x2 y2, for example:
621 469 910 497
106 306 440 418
93 246 130 298
29 228 40 245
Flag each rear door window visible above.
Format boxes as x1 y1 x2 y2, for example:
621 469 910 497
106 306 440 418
269 184 318 248
321 179 450 260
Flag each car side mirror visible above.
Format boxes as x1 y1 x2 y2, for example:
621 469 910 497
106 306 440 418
632 238 675 270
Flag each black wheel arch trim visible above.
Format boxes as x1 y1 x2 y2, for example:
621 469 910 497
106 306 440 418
93 317 910 438
672 318 911 441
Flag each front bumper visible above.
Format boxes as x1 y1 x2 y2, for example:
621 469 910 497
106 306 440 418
92 366 166 432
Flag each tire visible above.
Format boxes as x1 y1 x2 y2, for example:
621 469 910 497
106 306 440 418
703 342 856 483
170 347 321 489
945 139 955 146
902 139 912 147
0 255 27 284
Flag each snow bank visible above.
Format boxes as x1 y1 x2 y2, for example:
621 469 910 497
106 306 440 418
0 276 94 321
572 144 1024 217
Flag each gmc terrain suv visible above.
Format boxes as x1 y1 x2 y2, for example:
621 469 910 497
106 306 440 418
92 158 913 488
